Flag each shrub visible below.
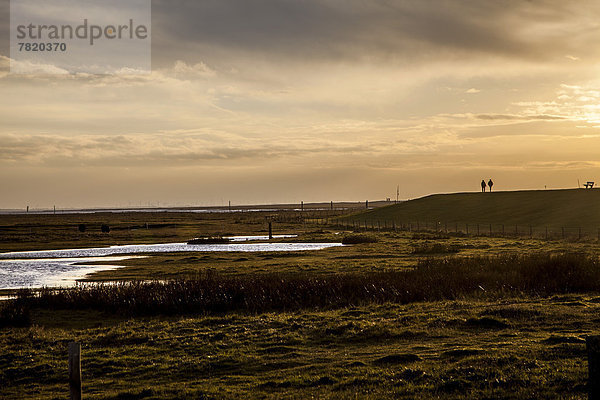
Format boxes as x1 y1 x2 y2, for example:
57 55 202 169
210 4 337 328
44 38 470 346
101 224 110 233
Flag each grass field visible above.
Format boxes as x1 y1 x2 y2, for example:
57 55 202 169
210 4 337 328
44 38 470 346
0 209 347 253
343 188 600 234
2 198 600 399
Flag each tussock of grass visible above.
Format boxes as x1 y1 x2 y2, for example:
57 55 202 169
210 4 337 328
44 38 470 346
0 289 31 328
341 234 378 244
411 243 460 254
2 252 600 326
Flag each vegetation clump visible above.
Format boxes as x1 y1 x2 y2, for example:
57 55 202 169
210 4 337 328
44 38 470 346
341 234 378 244
411 242 460 254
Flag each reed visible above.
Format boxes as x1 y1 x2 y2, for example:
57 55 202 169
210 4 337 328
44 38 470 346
2 252 600 326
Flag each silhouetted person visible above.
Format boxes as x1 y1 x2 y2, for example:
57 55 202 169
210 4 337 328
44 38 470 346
481 180 486 192
488 179 494 192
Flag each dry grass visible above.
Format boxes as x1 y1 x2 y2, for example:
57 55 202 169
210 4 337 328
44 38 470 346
3 252 600 326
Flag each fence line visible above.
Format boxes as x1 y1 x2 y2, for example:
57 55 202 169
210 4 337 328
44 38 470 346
301 218 600 240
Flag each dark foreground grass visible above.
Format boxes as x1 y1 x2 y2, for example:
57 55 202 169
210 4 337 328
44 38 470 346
3 252 600 325
1 297 595 399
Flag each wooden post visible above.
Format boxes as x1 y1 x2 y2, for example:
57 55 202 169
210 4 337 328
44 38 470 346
587 336 600 400
301 201 304 211
69 342 82 400
365 200 368 209
268 221 273 239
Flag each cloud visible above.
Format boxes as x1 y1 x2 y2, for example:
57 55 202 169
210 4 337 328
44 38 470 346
143 0 600 67
474 114 566 121
0 132 381 167
9 59 70 75
3 1 600 207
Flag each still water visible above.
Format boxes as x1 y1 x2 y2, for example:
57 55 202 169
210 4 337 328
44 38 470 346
0 236 343 289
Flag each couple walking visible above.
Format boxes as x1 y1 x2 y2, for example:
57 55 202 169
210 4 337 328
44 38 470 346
481 179 494 192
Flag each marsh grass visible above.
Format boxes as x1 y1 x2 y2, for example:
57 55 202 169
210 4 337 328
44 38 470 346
410 242 460 254
3 252 600 326
341 233 379 244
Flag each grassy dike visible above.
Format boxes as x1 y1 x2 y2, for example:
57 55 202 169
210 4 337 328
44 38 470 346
344 188 600 232
1 209 600 398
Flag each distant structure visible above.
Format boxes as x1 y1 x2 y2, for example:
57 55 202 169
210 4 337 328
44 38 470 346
584 181 595 189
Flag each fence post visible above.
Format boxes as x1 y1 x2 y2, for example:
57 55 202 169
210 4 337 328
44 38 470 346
69 342 82 400
588 336 600 400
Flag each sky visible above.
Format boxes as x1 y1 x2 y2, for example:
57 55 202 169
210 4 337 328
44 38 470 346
2 0 600 209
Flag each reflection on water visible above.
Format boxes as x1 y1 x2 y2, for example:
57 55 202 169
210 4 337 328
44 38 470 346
0 237 343 289
0 256 142 290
